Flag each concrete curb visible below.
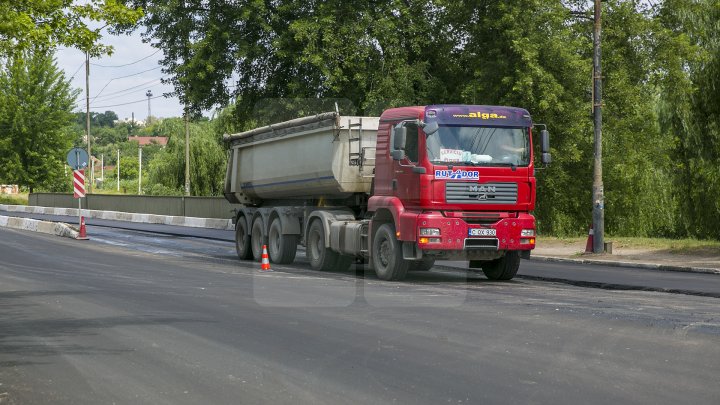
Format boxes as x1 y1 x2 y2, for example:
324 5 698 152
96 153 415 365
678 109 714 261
0 204 234 230
530 255 720 275
0 215 79 239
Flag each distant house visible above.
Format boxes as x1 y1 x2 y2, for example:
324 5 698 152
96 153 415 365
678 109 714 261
0 185 19 194
128 136 168 147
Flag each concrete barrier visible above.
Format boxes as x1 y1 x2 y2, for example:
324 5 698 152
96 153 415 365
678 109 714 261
28 193 237 219
0 215 79 239
0 204 234 230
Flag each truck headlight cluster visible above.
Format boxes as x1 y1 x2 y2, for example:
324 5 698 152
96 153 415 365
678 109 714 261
419 228 441 236
419 228 441 244
521 229 535 237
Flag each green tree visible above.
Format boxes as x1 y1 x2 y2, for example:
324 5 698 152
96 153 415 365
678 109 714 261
146 118 225 196
0 1 142 57
655 0 720 239
0 50 79 193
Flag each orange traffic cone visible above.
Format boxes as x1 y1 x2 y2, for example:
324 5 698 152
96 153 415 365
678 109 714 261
260 245 271 271
77 216 89 240
584 224 593 253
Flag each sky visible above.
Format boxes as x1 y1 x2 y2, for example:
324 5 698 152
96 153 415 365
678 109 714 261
55 29 183 122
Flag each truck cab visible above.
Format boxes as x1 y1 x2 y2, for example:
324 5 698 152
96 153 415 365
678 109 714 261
367 105 550 280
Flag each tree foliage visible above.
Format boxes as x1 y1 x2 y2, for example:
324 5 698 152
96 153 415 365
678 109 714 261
0 50 79 193
145 118 225 196
125 0 720 238
0 1 143 57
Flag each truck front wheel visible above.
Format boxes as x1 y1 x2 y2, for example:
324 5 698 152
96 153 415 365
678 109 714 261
372 223 409 281
480 251 521 280
268 217 298 264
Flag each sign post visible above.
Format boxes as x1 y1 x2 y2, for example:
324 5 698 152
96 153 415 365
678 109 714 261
67 148 89 240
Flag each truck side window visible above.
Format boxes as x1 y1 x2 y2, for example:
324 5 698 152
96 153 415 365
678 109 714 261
405 124 419 163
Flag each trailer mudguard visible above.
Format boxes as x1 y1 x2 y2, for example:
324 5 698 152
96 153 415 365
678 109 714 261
306 209 356 247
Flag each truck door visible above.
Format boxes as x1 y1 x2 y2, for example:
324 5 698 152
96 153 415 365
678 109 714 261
394 123 421 208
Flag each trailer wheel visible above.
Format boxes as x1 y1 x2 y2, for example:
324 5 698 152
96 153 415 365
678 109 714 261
307 220 341 271
481 251 520 280
408 257 435 272
268 217 298 264
372 223 409 281
250 217 265 261
234 217 253 260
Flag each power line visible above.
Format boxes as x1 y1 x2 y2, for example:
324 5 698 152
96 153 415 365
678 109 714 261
90 49 162 68
91 66 163 101
92 78 164 101
93 94 167 109
67 61 86 80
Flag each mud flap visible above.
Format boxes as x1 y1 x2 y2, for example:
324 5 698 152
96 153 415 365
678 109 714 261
402 241 423 260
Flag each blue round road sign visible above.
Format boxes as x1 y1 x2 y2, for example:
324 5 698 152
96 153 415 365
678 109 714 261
66 148 89 170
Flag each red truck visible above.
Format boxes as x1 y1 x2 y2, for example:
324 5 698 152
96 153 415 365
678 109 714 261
223 104 550 281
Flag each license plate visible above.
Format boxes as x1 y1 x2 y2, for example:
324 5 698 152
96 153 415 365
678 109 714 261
468 228 496 237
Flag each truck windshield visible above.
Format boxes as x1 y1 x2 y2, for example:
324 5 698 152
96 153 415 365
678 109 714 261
426 126 530 166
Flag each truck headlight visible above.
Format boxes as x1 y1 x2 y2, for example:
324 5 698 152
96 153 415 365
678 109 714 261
521 229 535 237
419 228 441 236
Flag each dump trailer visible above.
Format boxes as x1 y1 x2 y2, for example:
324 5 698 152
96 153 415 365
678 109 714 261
223 105 550 281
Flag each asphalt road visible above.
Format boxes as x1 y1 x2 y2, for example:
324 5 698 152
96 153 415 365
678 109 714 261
4 210 720 298
1 227 719 404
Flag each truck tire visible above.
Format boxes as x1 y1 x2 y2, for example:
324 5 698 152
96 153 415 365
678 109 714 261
408 257 435 272
251 217 265 262
268 217 298 264
235 217 253 260
372 223 409 281
307 220 341 271
481 251 521 280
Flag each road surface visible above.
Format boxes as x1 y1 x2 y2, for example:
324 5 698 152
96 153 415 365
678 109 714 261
1 226 718 404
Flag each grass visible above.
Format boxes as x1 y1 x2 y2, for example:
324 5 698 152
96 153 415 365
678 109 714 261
540 235 720 255
0 193 28 205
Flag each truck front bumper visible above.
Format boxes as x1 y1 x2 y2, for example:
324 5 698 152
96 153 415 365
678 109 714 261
414 212 536 260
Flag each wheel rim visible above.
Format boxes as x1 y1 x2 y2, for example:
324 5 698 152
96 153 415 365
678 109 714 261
378 237 391 268
309 228 321 261
236 221 248 255
269 222 280 256
251 220 263 258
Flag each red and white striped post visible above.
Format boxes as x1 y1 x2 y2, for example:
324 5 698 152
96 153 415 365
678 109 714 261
73 169 89 239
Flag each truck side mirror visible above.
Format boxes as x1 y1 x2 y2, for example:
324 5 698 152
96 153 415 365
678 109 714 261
393 126 407 150
540 129 551 165
391 150 405 160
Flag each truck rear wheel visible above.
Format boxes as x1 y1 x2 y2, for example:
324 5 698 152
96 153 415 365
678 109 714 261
235 217 253 260
268 217 298 264
481 251 521 280
307 220 342 271
251 217 265 261
372 223 409 281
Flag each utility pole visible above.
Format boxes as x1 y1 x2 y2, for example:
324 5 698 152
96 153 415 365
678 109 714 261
185 109 190 196
138 147 142 195
592 0 605 253
100 154 104 189
85 51 92 193
146 90 153 124
117 149 120 192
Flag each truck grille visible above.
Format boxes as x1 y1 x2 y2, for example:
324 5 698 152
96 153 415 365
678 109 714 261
446 182 518 204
